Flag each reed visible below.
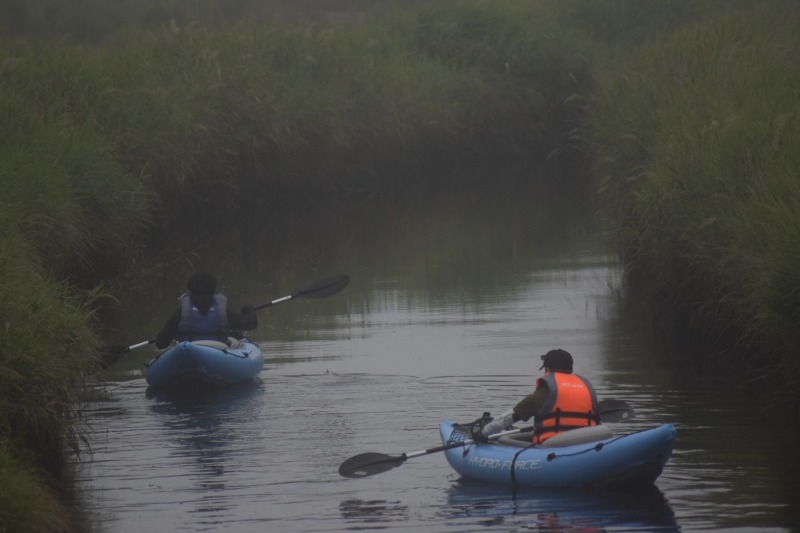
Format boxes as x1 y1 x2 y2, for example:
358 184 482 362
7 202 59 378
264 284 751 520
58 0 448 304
0 441 70 533
4 0 798 526
585 1 800 390
0 228 103 530
1 41 152 282
2 2 598 233
1 3 600 525
0 0 449 44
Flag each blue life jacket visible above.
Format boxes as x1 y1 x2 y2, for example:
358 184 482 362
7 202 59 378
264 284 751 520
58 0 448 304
177 293 230 342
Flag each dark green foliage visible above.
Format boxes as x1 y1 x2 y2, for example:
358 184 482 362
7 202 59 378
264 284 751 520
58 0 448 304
2 1 800 528
0 3 598 527
585 1 800 396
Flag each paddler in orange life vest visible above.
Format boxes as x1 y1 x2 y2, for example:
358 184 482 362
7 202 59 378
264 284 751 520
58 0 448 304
481 349 600 444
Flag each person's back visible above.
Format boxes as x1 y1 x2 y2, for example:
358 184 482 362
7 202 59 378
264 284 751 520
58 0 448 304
481 349 599 444
530 357 599 444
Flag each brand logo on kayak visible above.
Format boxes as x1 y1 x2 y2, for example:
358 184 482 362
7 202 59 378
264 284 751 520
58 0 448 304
467 456 542 471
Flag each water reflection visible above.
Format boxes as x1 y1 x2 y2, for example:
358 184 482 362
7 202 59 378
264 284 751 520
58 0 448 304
144 384 265 525
443 481 678 532
339 499 410 525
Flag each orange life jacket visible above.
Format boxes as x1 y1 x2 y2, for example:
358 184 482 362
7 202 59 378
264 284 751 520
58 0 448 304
533 372 599 444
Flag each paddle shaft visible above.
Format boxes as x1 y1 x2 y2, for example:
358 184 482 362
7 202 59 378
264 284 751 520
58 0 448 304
404 427 523 459
338 399 635 478
253 274 349 311
257 295 292 309
338 428 523 478
127 340 154 351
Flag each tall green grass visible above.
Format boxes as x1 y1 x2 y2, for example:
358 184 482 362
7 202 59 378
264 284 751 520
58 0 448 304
1 2 600 527
4 0 799 527
585 0 800 396
4 2 599 235
0 0 437 44
0 441 71 533
553 0 755 49
0 229 102 531
1 41 152 282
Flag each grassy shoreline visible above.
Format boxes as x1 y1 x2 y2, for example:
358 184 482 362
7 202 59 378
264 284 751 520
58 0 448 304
1 1 798 529
585 0 800 402
3 3 598 529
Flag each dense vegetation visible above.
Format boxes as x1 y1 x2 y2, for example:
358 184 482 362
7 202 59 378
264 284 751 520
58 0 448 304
0 0 440 44
1 0 797 530
585 0 800 395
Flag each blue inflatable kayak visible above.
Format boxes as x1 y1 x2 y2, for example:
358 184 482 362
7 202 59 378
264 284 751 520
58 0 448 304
145 339 264 389
439 420 676 488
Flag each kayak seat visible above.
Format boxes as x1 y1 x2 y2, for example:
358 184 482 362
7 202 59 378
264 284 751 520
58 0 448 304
497 432 535 448
498 425 614 448
191 338 243 349
191 340 229 349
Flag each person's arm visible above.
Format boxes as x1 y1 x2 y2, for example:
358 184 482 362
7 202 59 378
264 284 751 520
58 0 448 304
154 308 181 349
480 385 548 438
512 386 549 422
228 305 258 340
227 305 258 336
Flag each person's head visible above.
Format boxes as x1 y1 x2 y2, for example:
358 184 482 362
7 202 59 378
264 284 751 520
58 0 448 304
539 349 573 374
186 272 217 296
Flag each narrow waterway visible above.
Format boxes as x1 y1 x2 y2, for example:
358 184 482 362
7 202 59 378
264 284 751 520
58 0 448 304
79 187 800 532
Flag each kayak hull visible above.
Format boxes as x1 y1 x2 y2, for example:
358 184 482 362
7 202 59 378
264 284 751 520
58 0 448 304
145 340 264 389
439 420 676 488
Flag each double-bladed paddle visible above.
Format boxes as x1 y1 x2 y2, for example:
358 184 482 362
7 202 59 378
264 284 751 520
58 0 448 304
101 274 350 366
252 274 350 310
338 398 635 479
591 398 635 422
338 427 525 479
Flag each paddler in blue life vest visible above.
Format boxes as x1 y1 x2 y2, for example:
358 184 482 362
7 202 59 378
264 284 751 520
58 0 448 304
155 272 257 349
480 349 600 444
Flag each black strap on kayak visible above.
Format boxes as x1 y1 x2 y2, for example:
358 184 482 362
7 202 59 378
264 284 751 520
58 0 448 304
545 435 626 462
510 444 534 486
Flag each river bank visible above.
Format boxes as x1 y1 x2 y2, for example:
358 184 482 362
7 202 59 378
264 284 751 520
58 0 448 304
1 1 797 530
585 0 800 409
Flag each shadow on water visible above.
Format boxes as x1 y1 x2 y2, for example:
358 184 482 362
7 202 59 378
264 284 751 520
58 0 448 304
143 383 265 518
441 481 678 531
144 380 264 415
339 498 411 526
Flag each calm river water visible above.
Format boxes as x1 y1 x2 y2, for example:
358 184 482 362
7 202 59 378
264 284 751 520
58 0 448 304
78 188 799 532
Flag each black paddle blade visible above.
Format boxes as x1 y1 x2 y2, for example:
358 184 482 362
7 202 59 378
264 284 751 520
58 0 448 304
598 399 636 422
98 345 127 369
98 339 155 370
295 274 350 299
338 452 406 478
